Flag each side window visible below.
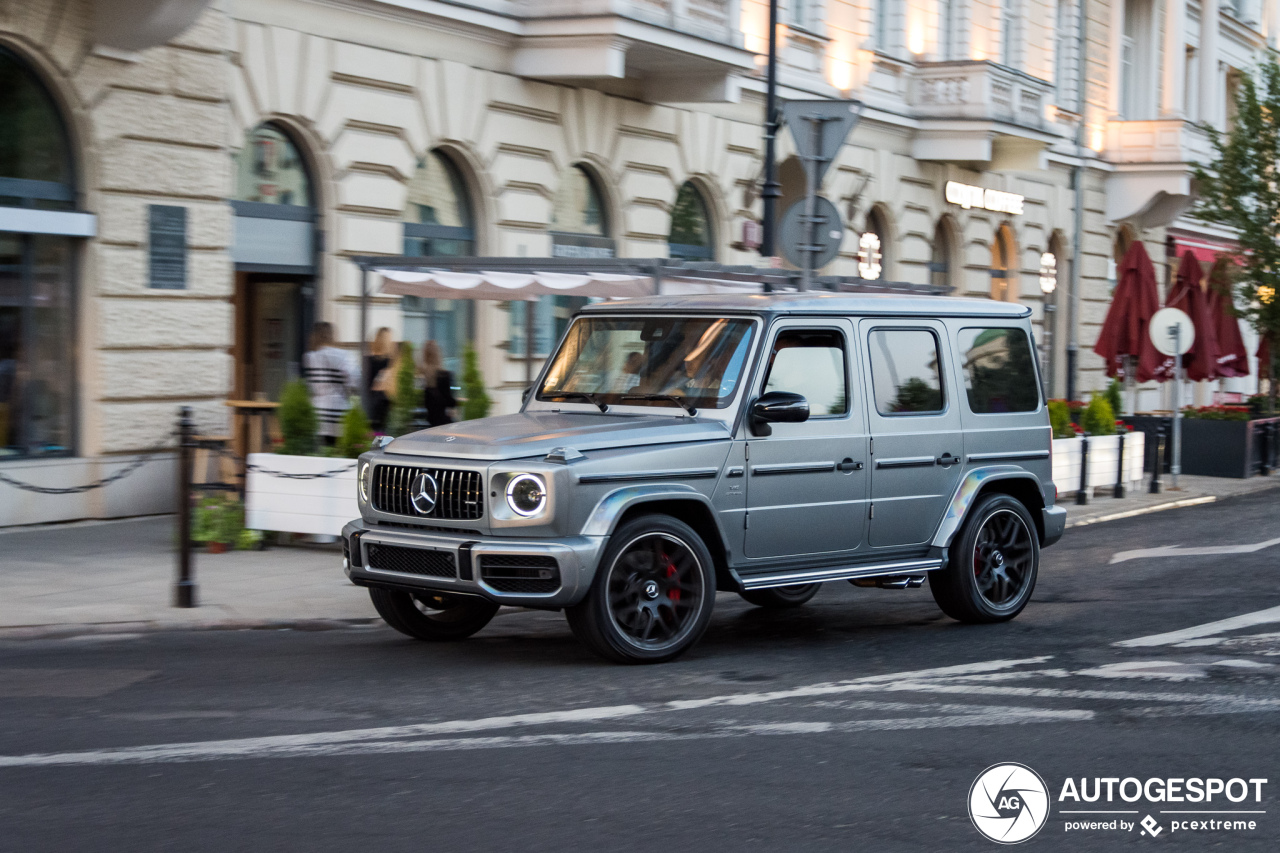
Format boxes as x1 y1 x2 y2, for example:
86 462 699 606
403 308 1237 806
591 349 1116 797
869 329 945 415
762 329 848 416
958 327 1041 413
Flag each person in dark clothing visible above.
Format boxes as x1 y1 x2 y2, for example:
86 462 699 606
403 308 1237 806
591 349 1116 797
366 327 394 431
420 340 457 426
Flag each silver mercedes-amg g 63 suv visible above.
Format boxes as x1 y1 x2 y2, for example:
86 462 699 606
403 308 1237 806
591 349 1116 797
342 293 1064 663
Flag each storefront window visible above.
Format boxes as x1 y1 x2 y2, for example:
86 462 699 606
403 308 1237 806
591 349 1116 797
668 182 714 261
1 50 76 458
550 165 613 258
233 125 311 206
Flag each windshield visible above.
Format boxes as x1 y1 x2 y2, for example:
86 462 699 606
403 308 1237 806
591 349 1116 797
537 316 757 410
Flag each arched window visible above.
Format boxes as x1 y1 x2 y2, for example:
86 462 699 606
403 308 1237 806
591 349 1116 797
990 223 1020 302
550 164 612 258
403 150 474 256
930 217 956 289
0 48 76 457
230 123 319 402
233 124 311 207
401 150 476 376
668 181 715 261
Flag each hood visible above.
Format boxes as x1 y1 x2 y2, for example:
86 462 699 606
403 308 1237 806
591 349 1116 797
383 412 732 461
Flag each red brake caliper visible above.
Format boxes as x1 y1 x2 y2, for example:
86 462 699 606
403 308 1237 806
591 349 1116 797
665 559 680 601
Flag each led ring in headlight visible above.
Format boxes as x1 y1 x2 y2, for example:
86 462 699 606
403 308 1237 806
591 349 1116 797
506 473 547 517
359 462 370 503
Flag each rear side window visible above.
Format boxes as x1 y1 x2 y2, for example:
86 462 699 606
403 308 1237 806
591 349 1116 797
762 329 848 416
958 327 1041 414
868 329 944 415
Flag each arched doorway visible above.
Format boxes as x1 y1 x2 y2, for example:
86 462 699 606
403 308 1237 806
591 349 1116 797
0 47 77 457
231 122 319 402
990 223 1019 302
930 216 959 290
401 149 476 378
668 181 715 261
860 206 891 281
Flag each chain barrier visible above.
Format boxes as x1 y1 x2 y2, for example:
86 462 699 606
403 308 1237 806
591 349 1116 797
0 429 178 495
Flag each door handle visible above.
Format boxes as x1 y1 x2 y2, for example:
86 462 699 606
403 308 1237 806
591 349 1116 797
837 458 864 473
936 453 960 467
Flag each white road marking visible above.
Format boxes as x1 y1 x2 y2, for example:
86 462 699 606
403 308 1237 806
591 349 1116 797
1110 536 1280 564
0 709 1092 768
1116 604 1280 648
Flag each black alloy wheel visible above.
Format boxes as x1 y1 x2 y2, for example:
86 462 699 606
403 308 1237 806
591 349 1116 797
929 492 1039 623
369 587 499 640
567 515 716 664
739 583 821 609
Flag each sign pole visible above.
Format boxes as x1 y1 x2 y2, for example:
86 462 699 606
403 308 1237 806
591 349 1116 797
760 0 780 259
1172 324 1182 489
799 116 823 292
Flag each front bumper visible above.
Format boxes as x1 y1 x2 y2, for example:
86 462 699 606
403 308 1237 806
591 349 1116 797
1041 505 1067 547
342 519 606 608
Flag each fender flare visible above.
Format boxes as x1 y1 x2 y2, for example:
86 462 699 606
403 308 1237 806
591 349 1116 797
931 466 1046 549
580 484 718 538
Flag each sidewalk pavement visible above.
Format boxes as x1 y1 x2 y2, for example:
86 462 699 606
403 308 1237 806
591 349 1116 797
2 473 1277 637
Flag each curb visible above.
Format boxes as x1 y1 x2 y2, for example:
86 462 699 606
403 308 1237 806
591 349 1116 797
0 617 382 642
1066 495 1218 529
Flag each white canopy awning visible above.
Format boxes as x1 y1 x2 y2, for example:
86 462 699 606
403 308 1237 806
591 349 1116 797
376 269 655 300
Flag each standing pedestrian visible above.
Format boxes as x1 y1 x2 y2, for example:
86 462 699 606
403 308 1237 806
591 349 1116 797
420 340 457 427
367 327 394 432
302 321 359 444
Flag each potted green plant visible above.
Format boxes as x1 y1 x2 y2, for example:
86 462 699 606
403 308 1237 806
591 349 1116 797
461 344 491 420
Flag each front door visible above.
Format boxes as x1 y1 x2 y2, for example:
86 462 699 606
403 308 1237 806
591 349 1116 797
860 320 965 550
744 320 868 559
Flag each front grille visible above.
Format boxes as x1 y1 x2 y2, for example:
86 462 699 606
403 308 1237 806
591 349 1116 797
479 554 561 594
366 543 456 578
373 464 484 521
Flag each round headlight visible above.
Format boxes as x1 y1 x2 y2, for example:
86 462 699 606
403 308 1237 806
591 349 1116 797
506 474 547 517
359 462 370 503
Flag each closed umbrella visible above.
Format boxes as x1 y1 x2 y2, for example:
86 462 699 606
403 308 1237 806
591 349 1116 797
1206 258 1250 378
1095 240 1163 383
1157 251 1220 382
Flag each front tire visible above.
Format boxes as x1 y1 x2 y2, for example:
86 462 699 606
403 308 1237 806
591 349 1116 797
566 515 716 664
739 583 821 609
929 493 1039 623
370 588 498 641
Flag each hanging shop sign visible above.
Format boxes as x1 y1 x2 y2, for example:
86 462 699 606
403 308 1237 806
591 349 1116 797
945 181 1024 216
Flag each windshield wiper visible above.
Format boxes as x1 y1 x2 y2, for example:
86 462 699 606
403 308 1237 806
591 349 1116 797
621 393 697 416
544 391 608 412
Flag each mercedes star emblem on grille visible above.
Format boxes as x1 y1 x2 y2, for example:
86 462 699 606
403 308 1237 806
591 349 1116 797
409 471 439 515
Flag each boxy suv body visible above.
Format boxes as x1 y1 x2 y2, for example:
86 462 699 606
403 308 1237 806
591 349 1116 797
342 293 1065 663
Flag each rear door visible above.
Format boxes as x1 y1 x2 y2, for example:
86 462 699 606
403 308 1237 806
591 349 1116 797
860 320 965 550
743 319 868 559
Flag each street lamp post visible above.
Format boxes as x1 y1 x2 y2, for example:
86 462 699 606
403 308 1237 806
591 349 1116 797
760 0 780 259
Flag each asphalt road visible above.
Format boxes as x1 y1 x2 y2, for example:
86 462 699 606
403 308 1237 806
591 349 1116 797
2 491 1279 852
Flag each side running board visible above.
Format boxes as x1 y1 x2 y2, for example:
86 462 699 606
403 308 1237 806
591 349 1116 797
739 558 943 590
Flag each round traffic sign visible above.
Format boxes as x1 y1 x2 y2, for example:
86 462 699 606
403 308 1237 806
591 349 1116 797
1149 306 1195 356
779 197 844 269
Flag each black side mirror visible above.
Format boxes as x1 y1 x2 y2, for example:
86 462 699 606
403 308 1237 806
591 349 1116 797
522 386 533 405
750 391 809 436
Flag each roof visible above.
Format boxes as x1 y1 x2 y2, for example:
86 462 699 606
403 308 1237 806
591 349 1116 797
580 291 1032 319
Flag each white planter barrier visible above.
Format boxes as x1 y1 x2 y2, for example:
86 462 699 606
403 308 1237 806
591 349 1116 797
1051 432 1145 497
245 453 359 536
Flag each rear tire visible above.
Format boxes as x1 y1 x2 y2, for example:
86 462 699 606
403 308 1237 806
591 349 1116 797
738 583 821 609
566 515 716 664
929 493 1039 623
369 587 498 641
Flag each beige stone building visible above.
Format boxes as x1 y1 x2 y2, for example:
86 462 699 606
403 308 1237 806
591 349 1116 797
0 0 1271 525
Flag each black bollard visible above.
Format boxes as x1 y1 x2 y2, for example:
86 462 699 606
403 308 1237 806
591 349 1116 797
1076 433 1090 505
1261 422 1273 477
1114 430 1126 499
174 406 197 608
1149 425 1164 494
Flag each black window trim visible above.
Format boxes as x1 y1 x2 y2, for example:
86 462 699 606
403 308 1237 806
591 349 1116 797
867 324 949 418
761 323 852 422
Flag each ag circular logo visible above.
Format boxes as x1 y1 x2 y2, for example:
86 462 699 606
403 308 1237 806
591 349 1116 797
969 763 1050 844
409 471 439 515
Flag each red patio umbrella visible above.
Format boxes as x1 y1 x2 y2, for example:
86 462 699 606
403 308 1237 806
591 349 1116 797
1156 251 1220 382
1095 240 1163 383
1206 258 1250 379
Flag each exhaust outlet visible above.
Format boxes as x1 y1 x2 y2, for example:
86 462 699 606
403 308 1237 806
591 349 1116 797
850 574 926 590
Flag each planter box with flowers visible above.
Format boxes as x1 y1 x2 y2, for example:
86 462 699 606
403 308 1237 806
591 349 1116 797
1050 431 1145 497
1181 407 1280 479
242 379 369 537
